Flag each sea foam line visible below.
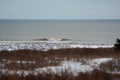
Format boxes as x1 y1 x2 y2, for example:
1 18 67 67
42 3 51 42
0 41 113 51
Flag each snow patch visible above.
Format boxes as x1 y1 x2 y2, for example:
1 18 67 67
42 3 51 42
34 58 112 76
0 58 115 76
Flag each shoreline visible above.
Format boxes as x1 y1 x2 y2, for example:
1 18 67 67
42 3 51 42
0 43 119 80
0 40 113 51
0 38 115 44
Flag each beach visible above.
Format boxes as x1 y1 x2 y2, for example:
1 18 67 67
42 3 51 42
0 20 120 80
0 48 120 80
1 0 120 79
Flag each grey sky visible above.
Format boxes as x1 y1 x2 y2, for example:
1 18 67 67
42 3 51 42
0 0 120 19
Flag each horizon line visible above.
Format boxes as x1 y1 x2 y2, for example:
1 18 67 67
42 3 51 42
0 19 120 20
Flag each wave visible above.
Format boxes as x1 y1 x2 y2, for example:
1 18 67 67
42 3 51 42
0 41 113 51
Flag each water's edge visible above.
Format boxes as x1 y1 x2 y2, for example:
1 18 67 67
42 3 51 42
0 40 113 51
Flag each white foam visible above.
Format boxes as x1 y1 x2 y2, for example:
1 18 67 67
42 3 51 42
0 41 113 51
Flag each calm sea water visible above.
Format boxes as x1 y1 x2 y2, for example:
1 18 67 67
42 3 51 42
0 19 120 44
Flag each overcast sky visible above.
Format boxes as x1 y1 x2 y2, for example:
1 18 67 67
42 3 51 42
0 0 120 19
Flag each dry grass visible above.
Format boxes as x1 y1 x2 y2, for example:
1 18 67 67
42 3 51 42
100 59 120 72
0 48 120 80
0 69 120 80
0 48 120 69
0 48 120 60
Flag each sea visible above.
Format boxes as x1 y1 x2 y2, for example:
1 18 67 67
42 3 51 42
0 19 120 45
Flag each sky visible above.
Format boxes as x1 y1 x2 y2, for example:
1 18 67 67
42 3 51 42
0 0 120 19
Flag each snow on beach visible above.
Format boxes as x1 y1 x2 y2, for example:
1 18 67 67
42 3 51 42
34 58 113 76
0 40 113 51
0 58 113 76
0 40 117 76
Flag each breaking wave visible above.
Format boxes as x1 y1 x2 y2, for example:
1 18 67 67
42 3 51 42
0 39 113 51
